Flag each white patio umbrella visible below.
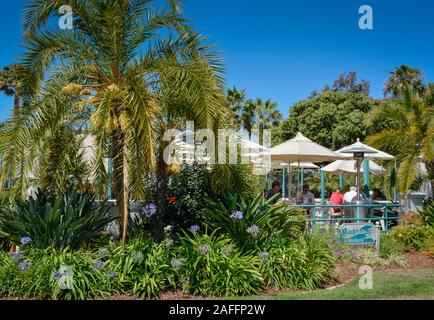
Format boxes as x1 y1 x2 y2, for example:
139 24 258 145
270 132 343 196
321 160 385 176
336 139 394 160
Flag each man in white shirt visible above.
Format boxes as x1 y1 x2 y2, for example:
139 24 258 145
343 186 358 203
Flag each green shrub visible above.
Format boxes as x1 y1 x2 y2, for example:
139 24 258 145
259 234 335 290
176 230 263 296
0 248 117 299
203 194 305 253
106 233 177 298
390 224 434 251
379 232 406 258
419 198 434 227
0 186 115 250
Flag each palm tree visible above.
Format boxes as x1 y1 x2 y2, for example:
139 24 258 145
366 84 434 195
242 98 282 145
1 0 226 243
0 64 22 118
384 65 425 98
226 87 246 129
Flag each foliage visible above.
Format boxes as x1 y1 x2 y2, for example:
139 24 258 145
259 235 335 290
281 91 380 150
0 186 115 250
365 84 434 194
166 165 212 234
379 232 406 258
2 0 227 242
105 233 177 298
311 71 370 97
0 248 117 300
175 230 263 296
419 198 434 227
384 65 425 98
390 212 434 251
203 194 305 253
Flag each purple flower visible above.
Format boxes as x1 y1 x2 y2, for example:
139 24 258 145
93 260 104 270
258 252 269 261
18 260 30 272
190 225 200 232
141 203 157 218
171 258 183 270
246 225 260 236
10 252 24 261
198 244 210 255
53 271 67 280
20 237 32 245
230 211 244 221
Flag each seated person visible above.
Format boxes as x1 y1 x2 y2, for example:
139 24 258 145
330 188 344 213
343 186 364 203
266 181 282 204
372 188 386 201
295 184 315 205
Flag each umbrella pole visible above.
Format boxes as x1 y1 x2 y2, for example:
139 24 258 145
363 160 370 199
282 167 286 198
288 161 292 199
356 158 361 221
393 159 398 202
298 160 301 193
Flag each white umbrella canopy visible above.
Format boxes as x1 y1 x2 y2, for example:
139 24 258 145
322 160 385 176
337 139 395 160
271 132 343 162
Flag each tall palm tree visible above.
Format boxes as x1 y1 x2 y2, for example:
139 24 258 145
0 64 22 118
384 65 425 98
1 0 225 243
242 98 282 145
366 84 434 195
226 87 246 129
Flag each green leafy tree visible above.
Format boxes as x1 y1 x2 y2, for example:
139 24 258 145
0 0 226 243
281 91 379 150
0 64 23 119
226 87 246 129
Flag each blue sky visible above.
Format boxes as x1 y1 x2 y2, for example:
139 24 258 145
1 0 434 119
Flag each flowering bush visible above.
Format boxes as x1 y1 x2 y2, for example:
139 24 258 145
203 194 305 252
175 230 263 296
0 248 117 299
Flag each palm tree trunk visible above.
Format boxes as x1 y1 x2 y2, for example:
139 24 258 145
112 130 130 243
13 93 19 119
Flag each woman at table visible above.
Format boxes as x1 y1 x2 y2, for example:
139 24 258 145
295 184 315 205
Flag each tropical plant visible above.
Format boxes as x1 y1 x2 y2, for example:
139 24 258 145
0 247 118 300
176 230 263 296
259 235 335 290
0 64 23 118
106 233 177 298
227 87 247 129
0 186 115 250
365 84 434 194
390 212 434 251
384 65 425 98
419 198 434 227
1 0 226 243
203 194 305 253
242 98 282 144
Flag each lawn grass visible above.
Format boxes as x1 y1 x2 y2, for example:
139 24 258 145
232 269 434 300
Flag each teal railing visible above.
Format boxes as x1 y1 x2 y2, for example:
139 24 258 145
294 203 402 231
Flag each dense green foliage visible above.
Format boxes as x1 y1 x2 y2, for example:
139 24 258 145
203 194 305 252
280 91 381 150
175 231 263 296
0 187 115 250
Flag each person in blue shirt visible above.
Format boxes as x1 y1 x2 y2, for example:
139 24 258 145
266 181 282 203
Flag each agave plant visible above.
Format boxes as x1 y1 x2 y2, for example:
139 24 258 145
0 186 115 250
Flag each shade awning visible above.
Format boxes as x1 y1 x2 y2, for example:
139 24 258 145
270 132 343 162
321 160 385 176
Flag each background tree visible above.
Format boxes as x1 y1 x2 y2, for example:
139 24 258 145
366 84 434 194
281 91 379 150
226 87 246 129
384 65 425 98
309 71 370 98
0 64 23 119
